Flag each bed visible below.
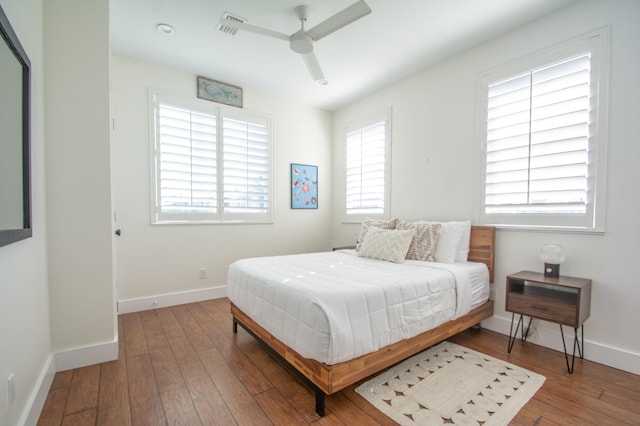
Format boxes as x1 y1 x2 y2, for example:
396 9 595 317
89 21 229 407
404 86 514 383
228 224 495 416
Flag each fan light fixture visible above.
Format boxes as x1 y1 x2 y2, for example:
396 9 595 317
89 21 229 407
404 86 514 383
539 244 565 278
290 30 313 54
219 1 371 83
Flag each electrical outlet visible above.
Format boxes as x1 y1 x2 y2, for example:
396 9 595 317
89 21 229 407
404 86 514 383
199 268 207 279
8 373 15 406
489 288 497 301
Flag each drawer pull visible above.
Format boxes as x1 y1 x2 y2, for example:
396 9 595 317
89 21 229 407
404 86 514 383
531 305 548 311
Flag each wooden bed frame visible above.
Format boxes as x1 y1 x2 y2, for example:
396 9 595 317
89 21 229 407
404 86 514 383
231 225 496 416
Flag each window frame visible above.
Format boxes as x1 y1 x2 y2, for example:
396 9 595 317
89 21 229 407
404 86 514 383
149 89 273 225
342 109 392 224
474 27 609 233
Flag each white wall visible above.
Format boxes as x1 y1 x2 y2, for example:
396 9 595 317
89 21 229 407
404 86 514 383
0 0 50 425
111 54 333 307
44 0 116 357
332 0 640 374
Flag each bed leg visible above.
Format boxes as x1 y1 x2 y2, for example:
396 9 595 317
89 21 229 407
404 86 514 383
233 313 327 417
315 389 325 417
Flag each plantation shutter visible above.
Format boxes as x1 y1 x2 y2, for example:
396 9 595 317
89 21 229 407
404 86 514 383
222 112 270 218
157 104 217 214
345 120 386 215
485 54 591 215
152 91 272 224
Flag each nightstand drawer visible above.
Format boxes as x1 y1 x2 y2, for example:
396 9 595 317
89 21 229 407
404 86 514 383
506 293 578 326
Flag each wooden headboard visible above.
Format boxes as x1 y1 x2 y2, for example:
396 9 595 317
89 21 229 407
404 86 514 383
469 226 496 283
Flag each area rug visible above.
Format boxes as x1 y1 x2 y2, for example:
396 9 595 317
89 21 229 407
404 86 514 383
355 341 545 425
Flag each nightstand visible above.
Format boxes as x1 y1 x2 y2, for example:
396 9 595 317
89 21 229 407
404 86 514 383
506 270 592 373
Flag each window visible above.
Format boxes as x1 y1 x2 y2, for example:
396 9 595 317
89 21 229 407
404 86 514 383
150 91 272 224
476 29 609 232
344 110 391 222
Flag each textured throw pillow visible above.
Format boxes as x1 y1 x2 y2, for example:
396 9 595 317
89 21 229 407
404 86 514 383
395 220 441 262
358 227 416 263
355 218 398 251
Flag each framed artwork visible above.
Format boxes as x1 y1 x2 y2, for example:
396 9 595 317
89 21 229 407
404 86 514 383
291 163 318 209
197 76 243 108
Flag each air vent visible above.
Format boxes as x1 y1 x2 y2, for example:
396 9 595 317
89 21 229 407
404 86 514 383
218 12 245 36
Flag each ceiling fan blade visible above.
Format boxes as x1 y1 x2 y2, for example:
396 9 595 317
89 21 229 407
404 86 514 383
220 18 290 41
306 0 371 41
301 52 326 83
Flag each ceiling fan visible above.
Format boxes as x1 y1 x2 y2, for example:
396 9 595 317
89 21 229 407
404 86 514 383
219 0 372 84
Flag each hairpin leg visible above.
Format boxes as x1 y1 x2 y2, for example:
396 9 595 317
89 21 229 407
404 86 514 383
560 324 584 374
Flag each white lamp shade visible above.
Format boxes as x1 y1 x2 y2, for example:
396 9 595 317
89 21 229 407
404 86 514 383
539 244 565 264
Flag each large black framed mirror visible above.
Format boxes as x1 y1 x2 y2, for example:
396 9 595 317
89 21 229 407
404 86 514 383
0 4 31 248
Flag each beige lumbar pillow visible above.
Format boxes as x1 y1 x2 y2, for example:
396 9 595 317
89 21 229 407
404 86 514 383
358 227 416 263
355 218 398 251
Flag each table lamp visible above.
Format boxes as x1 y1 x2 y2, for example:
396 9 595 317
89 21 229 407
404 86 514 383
539 244 565 277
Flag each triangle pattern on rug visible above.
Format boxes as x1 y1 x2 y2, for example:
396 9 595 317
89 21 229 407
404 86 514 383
355 341 545 425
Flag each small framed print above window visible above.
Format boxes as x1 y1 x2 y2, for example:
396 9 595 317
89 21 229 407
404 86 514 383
291 163 318 209
197 76 243 108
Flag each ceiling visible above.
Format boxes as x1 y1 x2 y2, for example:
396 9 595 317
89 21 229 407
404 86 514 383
110 0 576 111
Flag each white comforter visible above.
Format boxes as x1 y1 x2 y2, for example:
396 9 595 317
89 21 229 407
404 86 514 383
227 250 483 365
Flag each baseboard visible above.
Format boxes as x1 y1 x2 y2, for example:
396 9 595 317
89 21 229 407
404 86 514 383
22 287 225 424
117 285 227 314
21 340 118 425
55 339 119 372
482 315 640 375
21 354 56 426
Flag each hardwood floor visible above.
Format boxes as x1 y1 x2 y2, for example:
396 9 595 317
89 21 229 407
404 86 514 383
37 298 640 425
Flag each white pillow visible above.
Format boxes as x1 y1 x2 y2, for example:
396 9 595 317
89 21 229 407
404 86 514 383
454 220 472 262
413 220 471 263
433 222 464 263
357 227 415 263
395 220 441 262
